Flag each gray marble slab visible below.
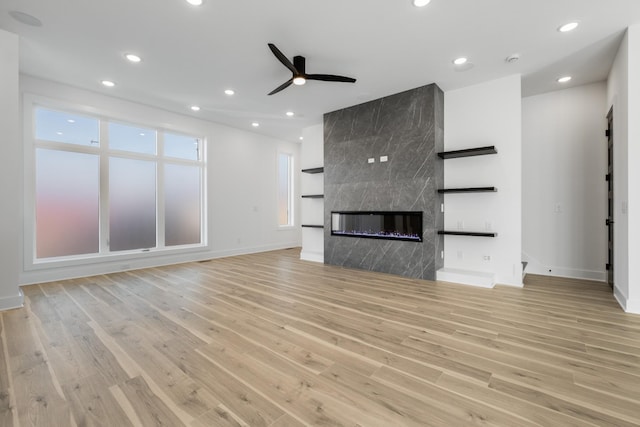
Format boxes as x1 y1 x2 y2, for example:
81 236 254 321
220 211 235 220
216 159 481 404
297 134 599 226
324 84 444 280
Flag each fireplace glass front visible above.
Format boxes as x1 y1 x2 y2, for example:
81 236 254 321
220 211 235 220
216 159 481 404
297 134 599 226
331 211 422 242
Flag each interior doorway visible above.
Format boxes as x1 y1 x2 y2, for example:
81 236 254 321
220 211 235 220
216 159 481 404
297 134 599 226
606 108 614 289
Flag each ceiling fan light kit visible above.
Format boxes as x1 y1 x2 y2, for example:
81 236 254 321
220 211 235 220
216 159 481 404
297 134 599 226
267 43 356 95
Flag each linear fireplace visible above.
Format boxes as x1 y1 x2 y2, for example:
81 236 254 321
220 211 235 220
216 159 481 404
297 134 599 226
331 211 423 242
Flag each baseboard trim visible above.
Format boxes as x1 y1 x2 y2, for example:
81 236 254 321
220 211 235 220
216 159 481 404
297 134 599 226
521 251 605 282
436 268 495 288
21 242 301 285
614 287 640 314
300 251 324 263
0 288 24 311
525 266 606 282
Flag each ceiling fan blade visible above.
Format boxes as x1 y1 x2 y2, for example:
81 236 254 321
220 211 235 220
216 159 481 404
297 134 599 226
268 43 297 74
306 74 356 83
268 78 293 95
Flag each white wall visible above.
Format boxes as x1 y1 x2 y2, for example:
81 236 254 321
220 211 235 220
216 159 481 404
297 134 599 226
0 30 23 309
607 25 640 314
522 82 608 281
442 74 523 287
19 76 301 285
628 25 640 314
300 123 324 262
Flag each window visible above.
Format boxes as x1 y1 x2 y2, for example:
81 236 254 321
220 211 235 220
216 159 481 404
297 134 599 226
277 152 293 226
35 149 100 258
32 106 205 261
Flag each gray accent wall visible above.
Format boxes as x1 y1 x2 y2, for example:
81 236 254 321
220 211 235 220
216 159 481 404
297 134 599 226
324 83 444 280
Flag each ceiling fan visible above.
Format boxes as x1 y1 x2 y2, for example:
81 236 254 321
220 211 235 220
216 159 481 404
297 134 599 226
267 43 356 95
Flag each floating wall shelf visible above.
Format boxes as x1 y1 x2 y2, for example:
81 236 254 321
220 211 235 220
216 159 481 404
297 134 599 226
438 230 497 237
301 224 324 229
301 194 324 198
301 167 324 174
437 146 497 159
438 187 497 194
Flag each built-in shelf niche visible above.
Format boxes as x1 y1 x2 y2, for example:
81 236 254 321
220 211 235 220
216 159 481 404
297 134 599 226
301 167 324 174
439 146 498 241
437 146 497 159
438 187 497 194
438 230 497 237
301 194 324 198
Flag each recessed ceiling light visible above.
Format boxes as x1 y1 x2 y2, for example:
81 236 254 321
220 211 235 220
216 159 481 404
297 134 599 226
413 0 431 7
56 131 63 135
286 111 294 117
8 11 42 27
190 105 200 111
224 89 235 96
453 57 468 65
558 22 579 32
101 80 115 87
125 53 141 63
67 119 75 123
139 133 145 136
251 122 260 127
557 76 572 83
299 136 304 141
186 0 203 5
293 77 306 86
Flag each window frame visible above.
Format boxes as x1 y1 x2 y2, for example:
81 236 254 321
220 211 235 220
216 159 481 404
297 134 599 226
276 151 295 228
23 94 208 270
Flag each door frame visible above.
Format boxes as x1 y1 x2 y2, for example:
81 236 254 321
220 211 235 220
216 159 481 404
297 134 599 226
606 107 614 289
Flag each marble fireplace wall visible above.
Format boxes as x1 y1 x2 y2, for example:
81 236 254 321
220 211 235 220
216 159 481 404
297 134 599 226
324 83 444 280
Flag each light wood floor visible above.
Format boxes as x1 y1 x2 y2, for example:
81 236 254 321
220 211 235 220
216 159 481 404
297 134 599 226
1 249 640 426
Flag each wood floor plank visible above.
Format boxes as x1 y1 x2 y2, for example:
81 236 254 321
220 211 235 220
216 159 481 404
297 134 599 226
200 302 379 377
435 372 597 427
3 306 37 358
100 319 220 419
190 404 248 427
268 413 306 427
156 338 285 427
9 352 73 427
489 375 639 427
363 364 539 427
3 248 639 426
237 346 413 427
0 316 15 427
31 318 94 386
61 374 133 427
118 376 186 427
574 370 640 402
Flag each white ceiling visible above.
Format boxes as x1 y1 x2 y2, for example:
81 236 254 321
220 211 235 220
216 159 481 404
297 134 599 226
2 0 640 142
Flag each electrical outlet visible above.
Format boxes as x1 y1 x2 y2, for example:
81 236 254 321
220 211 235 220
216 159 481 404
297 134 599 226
368 158 375 164
483 255 491 261
380 155 388 162
457 251 463 260
457 221 464 230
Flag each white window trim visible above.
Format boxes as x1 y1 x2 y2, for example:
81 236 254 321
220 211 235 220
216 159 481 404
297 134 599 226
277 150 295 229
23 93 209 272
